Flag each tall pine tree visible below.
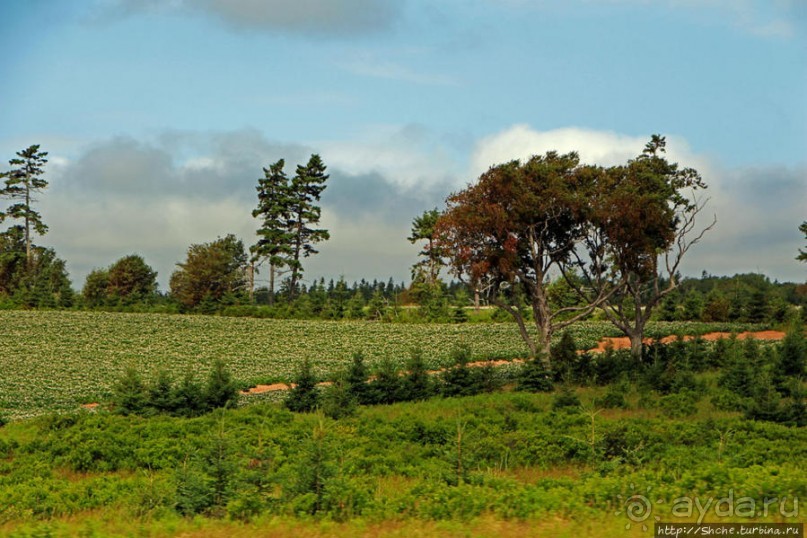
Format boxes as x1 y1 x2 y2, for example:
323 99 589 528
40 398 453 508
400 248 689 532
287 154 330 298
0 145 49 268
252 159 294 304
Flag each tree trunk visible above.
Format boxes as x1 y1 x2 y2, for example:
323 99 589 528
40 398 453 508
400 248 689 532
248 262 255 303
25 182 31 269
268 264 275 306
629 331 643 361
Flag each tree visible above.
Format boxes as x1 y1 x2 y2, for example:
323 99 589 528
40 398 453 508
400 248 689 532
285 359 320 413
286 155 330 298
107 254 158 304
82 269 110 307
798 221 807 263
582 135 714 359
0 145 49 268
251 159 294 305
436 151 610 360
408 209 444 285
170 234 248 310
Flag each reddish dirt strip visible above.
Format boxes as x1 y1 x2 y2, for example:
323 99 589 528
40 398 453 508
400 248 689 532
587 330 786 353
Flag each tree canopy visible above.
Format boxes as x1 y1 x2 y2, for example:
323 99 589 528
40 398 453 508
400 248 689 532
170 234 248 310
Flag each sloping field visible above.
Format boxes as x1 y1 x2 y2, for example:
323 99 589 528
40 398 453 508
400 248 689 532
0 310 763 419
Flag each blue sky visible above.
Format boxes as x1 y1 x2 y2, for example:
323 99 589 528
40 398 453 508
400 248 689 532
1 0 805 289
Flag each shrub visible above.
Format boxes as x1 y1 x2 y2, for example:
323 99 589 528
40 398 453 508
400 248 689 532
112 367 148 416
402 348 434 401
658 391 699 418
205 359 238 410
441 345 479 398
322 374 358 420
552 386 581 411
285 359 320 413
517 355 553 392
345 352 370 405
367 357 403 405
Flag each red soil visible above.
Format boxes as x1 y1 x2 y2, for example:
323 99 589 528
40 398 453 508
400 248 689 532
587 330 786 353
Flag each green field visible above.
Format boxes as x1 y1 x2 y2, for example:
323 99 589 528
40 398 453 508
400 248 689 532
0 310 764 419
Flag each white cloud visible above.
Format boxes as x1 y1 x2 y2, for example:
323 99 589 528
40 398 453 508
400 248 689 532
341 54 457 86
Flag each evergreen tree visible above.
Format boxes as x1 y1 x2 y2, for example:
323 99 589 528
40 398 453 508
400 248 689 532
367 357 401 405
112 367 148 415
345 352 370 404
0 145 49 268
205 359 238 410
402 348 433 401
287 154 330 298
285 359 320 412
251 159 293 305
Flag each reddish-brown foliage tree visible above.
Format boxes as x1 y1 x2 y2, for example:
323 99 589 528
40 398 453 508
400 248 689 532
436 151 610 360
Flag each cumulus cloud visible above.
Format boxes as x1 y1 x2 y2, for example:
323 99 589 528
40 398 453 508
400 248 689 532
104 0 402 37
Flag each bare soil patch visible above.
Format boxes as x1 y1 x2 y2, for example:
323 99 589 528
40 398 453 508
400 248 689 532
587 330 786 353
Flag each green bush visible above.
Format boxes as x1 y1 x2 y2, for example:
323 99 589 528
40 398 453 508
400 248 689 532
285 359 320 413
517 356 553 392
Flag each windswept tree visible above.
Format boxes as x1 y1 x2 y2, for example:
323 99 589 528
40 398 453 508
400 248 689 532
170 234 248 310
251 159 294 304
582 135 714 359
436 152 611 360
286 154 330 297
408 208 444 285
0 145 49 268
798 221 807 263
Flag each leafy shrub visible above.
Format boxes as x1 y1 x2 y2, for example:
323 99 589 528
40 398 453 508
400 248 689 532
658 390 699 418
552 386 581 412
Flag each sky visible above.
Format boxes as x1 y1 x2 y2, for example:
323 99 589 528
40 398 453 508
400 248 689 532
1 0 805 291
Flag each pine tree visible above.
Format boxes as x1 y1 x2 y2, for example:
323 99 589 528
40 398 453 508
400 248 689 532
251 159 293 305
285 359 320 412
0 145 49 268
287 155 330 298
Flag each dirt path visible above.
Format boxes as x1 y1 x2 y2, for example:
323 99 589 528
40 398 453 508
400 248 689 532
586 330 786 353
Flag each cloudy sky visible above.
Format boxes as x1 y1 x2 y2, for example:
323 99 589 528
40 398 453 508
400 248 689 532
1 0 805 291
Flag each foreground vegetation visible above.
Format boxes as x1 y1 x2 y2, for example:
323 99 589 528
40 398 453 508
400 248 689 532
0 386 804 537
0 310 765 420
0 310 803 536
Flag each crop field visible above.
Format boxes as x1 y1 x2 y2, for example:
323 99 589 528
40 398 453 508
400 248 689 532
0 310 762 419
